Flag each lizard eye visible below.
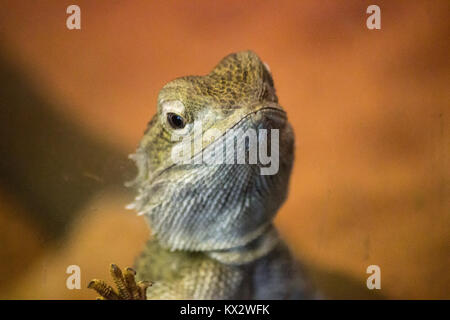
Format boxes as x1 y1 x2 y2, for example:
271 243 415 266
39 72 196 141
167 113 186 129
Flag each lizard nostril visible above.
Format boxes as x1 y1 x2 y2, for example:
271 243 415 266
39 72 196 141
254 108 287 131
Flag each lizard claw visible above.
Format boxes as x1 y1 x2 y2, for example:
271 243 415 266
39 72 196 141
88 264 152 300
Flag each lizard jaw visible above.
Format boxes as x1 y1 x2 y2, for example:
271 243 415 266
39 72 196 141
126 107 294 252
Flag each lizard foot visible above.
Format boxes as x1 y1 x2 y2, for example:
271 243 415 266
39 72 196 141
88 263 151 300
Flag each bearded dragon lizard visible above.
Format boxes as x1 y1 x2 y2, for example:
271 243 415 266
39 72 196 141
89 51 315 299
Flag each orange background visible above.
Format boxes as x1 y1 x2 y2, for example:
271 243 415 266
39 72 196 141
0 0 448 299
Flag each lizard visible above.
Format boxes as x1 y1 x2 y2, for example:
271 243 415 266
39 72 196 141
88 51 316 300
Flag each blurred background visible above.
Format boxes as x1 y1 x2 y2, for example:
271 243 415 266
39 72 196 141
0 0 448 299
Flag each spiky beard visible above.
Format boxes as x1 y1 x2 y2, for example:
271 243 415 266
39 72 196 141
125 119 293 252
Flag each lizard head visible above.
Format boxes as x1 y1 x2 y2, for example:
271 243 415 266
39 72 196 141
128 51 294 251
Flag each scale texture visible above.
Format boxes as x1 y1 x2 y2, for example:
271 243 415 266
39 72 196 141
127 51 315 299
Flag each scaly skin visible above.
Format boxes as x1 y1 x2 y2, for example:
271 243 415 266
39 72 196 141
90 51 315 299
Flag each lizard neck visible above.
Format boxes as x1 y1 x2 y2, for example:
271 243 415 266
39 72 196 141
205 224 279 266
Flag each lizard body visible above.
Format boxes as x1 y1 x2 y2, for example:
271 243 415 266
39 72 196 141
135 232 312 299
95 51 315 299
